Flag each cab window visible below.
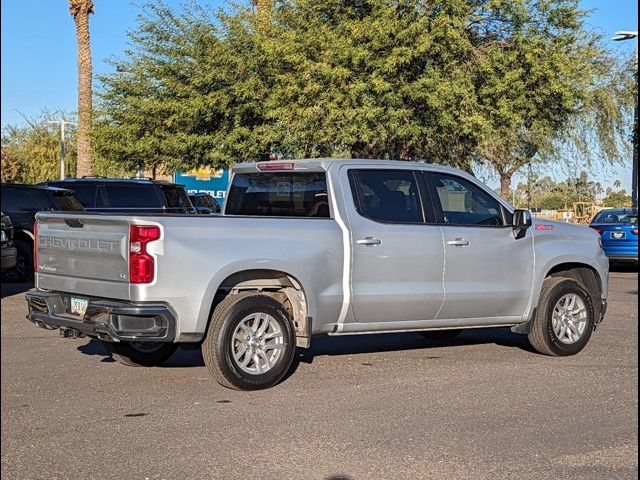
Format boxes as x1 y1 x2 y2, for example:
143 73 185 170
349 170 425 224
426 173 509 226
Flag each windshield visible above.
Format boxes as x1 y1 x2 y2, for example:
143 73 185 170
592 212 638 224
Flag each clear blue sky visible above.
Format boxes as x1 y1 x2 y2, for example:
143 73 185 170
1 0 637 188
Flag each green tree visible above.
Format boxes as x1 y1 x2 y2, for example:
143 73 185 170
1 112 78 183
602 188 632 208
92 3 272 173
539 193 570 210
92 0 634 180
470 1 634 198
259 0 482 168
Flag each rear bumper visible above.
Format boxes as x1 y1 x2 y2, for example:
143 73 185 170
25 290 176 342
1 246 17 271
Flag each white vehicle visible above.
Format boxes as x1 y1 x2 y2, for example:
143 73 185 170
27 160 608 390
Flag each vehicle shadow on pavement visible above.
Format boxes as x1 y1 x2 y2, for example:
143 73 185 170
609 262 638 274
1 281 32 299
77 340 116 362
76 340 205 366
297 327 535 365
76 328 533 371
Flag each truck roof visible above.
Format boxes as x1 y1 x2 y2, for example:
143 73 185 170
233 158 468 175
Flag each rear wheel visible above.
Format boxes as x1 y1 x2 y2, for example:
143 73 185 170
103 342 178 367
202 292 296 390
528 277 595 356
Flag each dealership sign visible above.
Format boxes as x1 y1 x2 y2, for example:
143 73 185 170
174 166 230 200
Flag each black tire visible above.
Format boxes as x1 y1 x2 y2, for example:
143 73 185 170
2 239 33 282
103 342 178 367
202 292 296 390
528 277 595 356
417 329 462 340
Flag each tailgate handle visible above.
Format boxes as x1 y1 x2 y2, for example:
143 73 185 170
64 219 85 228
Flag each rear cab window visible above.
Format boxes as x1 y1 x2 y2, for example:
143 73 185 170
225 172 329 217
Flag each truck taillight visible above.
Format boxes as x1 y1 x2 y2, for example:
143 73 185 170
590 226 602 235
129 225 160 284
633 229 639 236
33 222 38 272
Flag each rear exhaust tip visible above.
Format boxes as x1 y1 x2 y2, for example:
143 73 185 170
33 320 55 330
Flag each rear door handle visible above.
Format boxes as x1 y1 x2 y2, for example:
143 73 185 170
447 238 470 247
356 237 382 246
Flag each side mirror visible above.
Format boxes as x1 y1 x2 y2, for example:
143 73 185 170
513 209 532 239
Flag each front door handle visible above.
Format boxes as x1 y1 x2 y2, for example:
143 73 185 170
447 238 470 247
356 237 382 246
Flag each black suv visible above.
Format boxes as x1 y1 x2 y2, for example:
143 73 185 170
1 184 84 281
40 178 197 214
188 192 223 214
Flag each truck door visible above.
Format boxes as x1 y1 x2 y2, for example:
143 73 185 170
424 171 534 321
341 167 445 327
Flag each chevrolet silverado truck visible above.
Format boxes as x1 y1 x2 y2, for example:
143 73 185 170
26 159 608 390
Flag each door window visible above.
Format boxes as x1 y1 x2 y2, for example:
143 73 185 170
427 173 508 226
349 170 424 224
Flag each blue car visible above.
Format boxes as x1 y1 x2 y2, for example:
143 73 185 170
589 208 638 263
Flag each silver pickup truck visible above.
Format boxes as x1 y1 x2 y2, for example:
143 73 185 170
26 159 608 390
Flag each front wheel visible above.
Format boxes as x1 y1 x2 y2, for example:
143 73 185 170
103 342 178 367
528 277 595 356
202 292 296 390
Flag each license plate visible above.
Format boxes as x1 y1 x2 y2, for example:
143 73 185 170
611 231 626 239
69 297 89 318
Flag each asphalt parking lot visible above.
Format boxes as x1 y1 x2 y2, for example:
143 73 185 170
1 268 637 480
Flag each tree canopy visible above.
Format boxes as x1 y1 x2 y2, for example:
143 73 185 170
509 171 632 210
91 0 635 191
1 112 78 183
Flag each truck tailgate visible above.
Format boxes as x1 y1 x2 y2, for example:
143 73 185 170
36 213 132 299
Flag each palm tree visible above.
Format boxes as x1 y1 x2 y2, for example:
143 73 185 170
69 0 94 178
